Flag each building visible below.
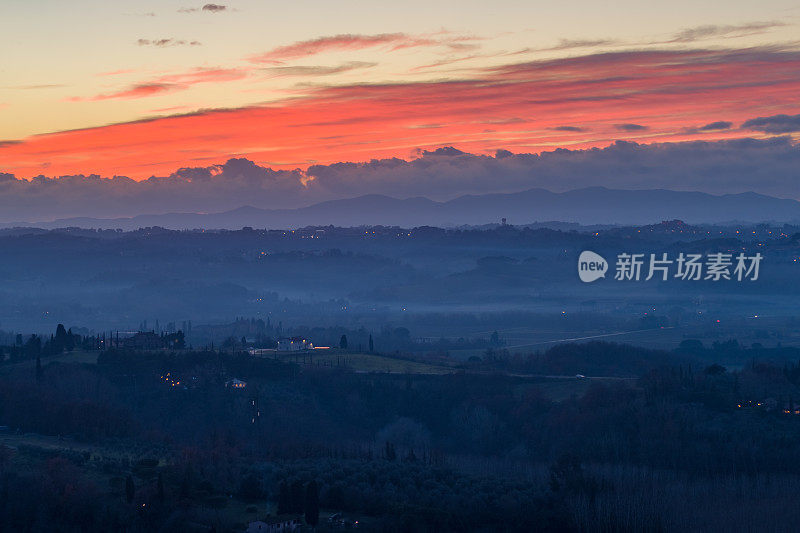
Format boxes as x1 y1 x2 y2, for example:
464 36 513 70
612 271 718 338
246 518 300 533
225 378 247 389
122 332 164 350
277 337 313 352
249 348 277 356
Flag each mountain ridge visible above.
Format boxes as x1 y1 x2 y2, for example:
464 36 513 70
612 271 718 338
4 187 799 230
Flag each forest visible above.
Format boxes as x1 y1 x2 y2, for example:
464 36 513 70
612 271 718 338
3 326 800 531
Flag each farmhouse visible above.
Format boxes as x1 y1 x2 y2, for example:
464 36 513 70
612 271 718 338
277 337 313 352
246 517 300 532
122 332 163 350
225 378 247 389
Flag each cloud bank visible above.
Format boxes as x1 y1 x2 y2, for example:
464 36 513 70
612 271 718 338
0 137 798 223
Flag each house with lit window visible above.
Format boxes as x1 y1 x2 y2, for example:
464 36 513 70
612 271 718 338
277 337 313 352
246 517 300 533
225 378 247 389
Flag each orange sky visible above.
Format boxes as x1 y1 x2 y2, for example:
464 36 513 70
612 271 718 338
1 2 799 180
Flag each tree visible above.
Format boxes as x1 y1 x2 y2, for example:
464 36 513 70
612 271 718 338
393 327 410 341
173 331 186 349
125 474 135 504
385 441 396 461
490 331 500 346
277 481 290 514
54 324 69 353
289 480 304 513
0 444 11 472
368 334 374 353
157 473 165 504
549 454 596 496
678 339 704 353
239 473 262 502
179 465 194 498
304 480 319 528
339 335 348 349
25 335 41 358
221 336 237 351
66 328 75 351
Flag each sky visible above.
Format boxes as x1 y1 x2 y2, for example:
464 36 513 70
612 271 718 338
1 0 800 200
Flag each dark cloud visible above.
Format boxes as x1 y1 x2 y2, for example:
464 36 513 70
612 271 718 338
539 38 616 51
512 23 781 54
411 51 506 72
10 84 67 90
699 121 733 131
742 113 800 134
421 146 466 157
264 61 376 77
683 120 734 134
615 123 648 131
553 126 586 132
250 33 480 63
137 39 202 47
670 21 785 43
492 46 800 83
178 4 227 13
1 138 799 222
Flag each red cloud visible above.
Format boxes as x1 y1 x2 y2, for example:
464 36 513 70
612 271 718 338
154 67 248 85
5 46 800 179
77 83 176 101
71 68 248 101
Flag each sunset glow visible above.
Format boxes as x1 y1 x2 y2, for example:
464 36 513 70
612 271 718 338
1 1 799 180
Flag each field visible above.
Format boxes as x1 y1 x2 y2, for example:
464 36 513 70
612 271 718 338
273 350 459 374
0 349 98 374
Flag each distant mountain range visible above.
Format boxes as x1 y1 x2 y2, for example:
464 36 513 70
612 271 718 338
5 187 800 230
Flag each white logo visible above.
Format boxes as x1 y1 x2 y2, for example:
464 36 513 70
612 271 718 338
578 251 608 283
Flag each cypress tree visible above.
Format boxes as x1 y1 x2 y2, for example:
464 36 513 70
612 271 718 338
157 473 165 504
125 474 135 504
304 480 319 528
